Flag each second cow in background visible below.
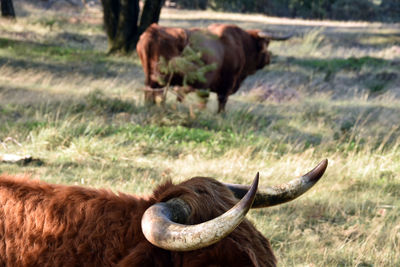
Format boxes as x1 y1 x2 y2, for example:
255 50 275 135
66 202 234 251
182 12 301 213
136 23 292 112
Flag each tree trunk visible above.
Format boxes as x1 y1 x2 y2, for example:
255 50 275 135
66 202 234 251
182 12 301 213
1 0 16 19
101 0 164 54
198 0 208 10
138 0 164 32
101 0 139 54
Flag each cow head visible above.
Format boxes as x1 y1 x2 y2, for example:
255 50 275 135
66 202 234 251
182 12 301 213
256 37 272 69
138 159 328 266
250 30 294 69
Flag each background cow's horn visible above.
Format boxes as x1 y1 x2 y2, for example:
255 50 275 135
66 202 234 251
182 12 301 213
225 159 327 208
141 174 259 251
258 31 294 41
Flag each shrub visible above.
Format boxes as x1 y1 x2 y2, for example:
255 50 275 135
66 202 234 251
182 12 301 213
172 0 208 9
331 0 376 21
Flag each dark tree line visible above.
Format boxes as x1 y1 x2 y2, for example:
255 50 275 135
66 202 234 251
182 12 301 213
173 0 400 22
1 0 15 18
100 0 164 54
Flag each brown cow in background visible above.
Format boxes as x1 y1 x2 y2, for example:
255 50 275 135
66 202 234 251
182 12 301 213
136 23 292 112
0 160 327 266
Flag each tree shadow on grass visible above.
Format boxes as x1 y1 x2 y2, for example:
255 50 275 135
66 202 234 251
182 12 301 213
0 37 142 80
161 17 400 33
0 86 139 119
162 17 400 51
288 56 399 73
0 56 119 79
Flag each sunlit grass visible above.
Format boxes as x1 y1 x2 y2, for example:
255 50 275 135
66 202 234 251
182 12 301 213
0 2 400 266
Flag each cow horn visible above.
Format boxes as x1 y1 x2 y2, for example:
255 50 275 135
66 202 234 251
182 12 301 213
141 173 259 251
225 159 328 208
258 31 294 41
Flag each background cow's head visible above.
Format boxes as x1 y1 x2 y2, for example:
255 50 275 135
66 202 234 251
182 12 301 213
249 30 294 70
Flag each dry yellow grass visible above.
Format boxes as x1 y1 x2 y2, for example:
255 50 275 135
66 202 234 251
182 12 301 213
1 1 399 266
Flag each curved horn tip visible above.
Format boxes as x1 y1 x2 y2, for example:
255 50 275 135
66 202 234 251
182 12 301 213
305 159 328 182
251 173 259 192
254 172 260 185
242 172 259 207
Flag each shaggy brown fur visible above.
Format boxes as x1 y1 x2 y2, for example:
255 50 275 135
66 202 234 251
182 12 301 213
0 174 276 266
136 23 272 112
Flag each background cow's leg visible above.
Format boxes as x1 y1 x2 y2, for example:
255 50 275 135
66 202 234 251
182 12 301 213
217 94 228 113
144 87 156 104
174 86 194 102
144 86 166 105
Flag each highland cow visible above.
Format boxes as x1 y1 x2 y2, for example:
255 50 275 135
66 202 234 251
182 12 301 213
0 160 327 266
136 23 292 112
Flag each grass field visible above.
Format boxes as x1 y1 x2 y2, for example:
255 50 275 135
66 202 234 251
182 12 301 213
1 1 400 266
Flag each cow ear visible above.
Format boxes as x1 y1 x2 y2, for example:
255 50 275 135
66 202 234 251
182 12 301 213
250 31 268 49
257 38 270 51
